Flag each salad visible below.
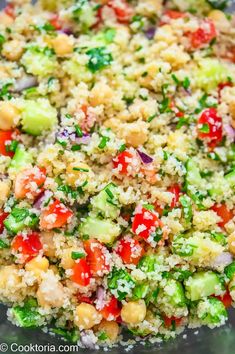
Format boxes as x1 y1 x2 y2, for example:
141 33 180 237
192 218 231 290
0 0 235 349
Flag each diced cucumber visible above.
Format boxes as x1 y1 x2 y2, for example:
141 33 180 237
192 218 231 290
225 169 235 187
21 47 57 77
132 282 149 300
72 0 97 30
172 235 197 257
179 195 193 223
94 28 117 45
63 57 92 83
4 207 38 234
91 183 120 219
11 298 41 328
196 297 227 326
137 254 162 273
195 59 230 92
21 99 57 136
209 174 230 197
107 267 135 300
185 271 222 301
79 216 121 244
185 159 208 208
172 233 224 264
186 159 203 189
9 146 33 172
224 261 235 280
161 279 186 307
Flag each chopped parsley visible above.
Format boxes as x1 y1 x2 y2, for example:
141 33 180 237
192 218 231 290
159 84 171 114
77 180 88 196
195 93 217 114
147 112 158 123
176 117 189 129
47 77 56 87
98 332 108 341
143 203 155 211
71 251 86 260
105 187 114 199
86 47 113 73
0 239 9 249
118 144 126 152
5 140 18 153
103 28 116 43
33 22 56 33
71 144 81 151
75 125 83 137
98 136 110 149
0 34 6 48
72 167 89 172
199 123 210 134
0 83 12 100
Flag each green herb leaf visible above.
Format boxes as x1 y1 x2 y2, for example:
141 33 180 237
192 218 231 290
118 144 126 152
98 136 110 149
5 140 18 153
86 47 113 73
75 125 83 137
199 123 210 134
147 112 158 123
103 28 116 43
0 83 12 100
71 251 86 260
0 239 9 249
11 208 29 222
73 167 89 172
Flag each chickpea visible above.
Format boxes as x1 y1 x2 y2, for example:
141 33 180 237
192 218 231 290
60 248 75 270
74 303 102 330
229 101 235 129
208 10 230 30
121 300 146 325
89 83 114 106
121 121 148 148
0 181 10 203
40 231 56 258
36 270 66 308
25 256 49 280
51 34 73 56
97 320 119 342
2 40 24 61
65 162 91 187
0 12 14 26
0 101 20 131
0 66 9 79
0 265 24 302
228 232 235 255
154 25 176 45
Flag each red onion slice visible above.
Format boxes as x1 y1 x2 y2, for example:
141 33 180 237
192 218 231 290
145 27 156 39
224 124 235 141
13 75 38 92
96 286 106 310
80 331 97 349
33 190 53 209
137 149 153 164
211 252 233 268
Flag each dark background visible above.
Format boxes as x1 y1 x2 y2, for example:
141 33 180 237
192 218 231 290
0 0 235 353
